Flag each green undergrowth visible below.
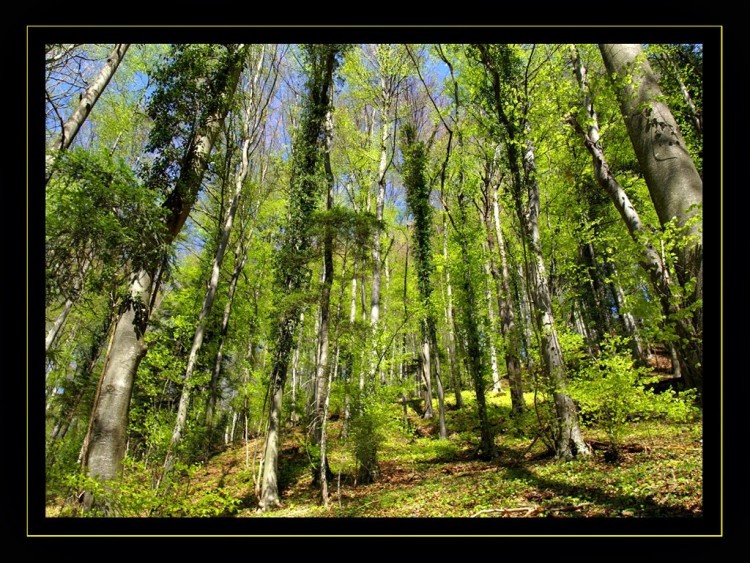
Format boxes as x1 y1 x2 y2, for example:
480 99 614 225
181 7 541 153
47 388 702 518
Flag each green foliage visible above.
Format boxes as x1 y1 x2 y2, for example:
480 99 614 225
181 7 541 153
46 147 168 305
143 44 247 197
63 458 241 517
570 335 698 455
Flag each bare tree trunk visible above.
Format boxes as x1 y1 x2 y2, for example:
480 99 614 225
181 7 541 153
491 190 525 414
82 269 152 490
369 97 391 382
429 326 448 439
483 259 502 393
46 299 73 354
46 44 130 184
441 215 463 408
46 255 92 354
162 135 254 482
523 124 590 460
420 339 434 418
206 230 250 428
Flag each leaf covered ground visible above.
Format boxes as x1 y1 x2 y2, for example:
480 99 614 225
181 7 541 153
170 391 703 519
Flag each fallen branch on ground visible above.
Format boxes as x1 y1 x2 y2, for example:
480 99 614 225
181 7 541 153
471 502 592 518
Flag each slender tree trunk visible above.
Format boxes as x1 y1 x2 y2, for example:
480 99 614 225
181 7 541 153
369 96 391 382
206 231 250 428
310 106 336 489
453 196 495 459
655 51 702 136
442 215 463 408
483 259 502 393
46 44 130 184
491 190 525 414
610 270 646 361
522 125 590 460
259 46 339 509
46 255 92 354
162 134 254 482
429 325 448 439
46 299 73 354
420 338 434 418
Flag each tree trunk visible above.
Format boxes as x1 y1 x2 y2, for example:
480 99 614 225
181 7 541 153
46 44 130 184
369 96 391 381
442 214 463 408
523 124 590 460
81 48 244 499
162 128 254 482
599 44 702 346
46 298 73 354
206 230 250 428
420 338 434 418
491 190 525 414
259 46 339 509
483 259 502 393
310 106 336 488
655 51 702 136
82 269 152 488
572 45 702 394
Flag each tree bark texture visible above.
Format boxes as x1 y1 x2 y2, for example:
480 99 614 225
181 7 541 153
599 44 703 336
82 47 245 492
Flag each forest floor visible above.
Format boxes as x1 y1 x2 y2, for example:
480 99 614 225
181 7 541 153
177 390 703 519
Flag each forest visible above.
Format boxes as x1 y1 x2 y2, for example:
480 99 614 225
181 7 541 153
41 41 707 523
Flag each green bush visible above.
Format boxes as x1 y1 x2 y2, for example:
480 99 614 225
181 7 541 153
570 335 698 457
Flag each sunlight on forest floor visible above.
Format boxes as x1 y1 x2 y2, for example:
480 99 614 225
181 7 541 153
199 391 702 518
46 390 702 518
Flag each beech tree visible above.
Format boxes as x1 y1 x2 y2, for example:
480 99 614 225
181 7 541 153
599 43 703 393
80 45 246 509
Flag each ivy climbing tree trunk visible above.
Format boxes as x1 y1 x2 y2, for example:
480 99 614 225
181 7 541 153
311 104 336 489
81 46 245 507
401 121 446 438
258 45 340 510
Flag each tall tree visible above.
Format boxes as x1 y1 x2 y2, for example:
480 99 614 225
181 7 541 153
258 44 342 510
599 44 702 392
161 45 278 482
475 44 590 459
46 44 130 184
401 121 447 439
80 45 246 508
